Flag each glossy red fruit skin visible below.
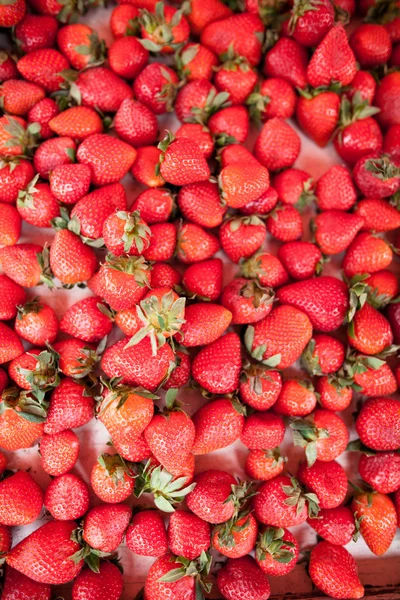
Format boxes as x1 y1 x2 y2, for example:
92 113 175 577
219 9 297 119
240 412 285 450
264 37 308 88
44 473 90 520
186 470 237 524
72 562 123 600
2 565 51 600
309 541 364 599
217 555 270 600
126 510 168 557
40 429 80 476
254 475 308 528
191 398 245 454
83 503 132 552
358 452 400 494
0 470 43 526
44 378 94 435
256 527 299 576
307 506 355 546
191 332 241 394
356 397 400 451
350 24 392 68
334 118 383 167
168 509 211 560
297 460 348 509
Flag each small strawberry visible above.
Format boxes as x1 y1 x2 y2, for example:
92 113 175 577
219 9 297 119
342 232 393 278
297 459 348 509
309 541 364 599
174 123 214 159
263 37 308 89
132 188 174 224
186 470 243 524
240 251 288 288
217 556 270 600
179 303 231 347
254 118 300 171
316 164 357 210
0 274 26 320
255 526 299 576
245 447 286 481
95 254 151 311
91 453 134 504
176 222 219 264
133 63 178 114
219 162 270 209
0 243 53 287
302 335 345 376
355 396 400 451
214 52 257 106
274 379 317 417
50 229 97 285
350 23 392 67
192 332 241 394
0 79 45 117
44 473 89 520
49 106 103 141
176 43 218 81
27 97 59 140
175 79 227 124
103 210 151 257
273 168 315 208
14 297 58 346
17 177 60 228
182 258 222 301
158 131 210 185
60 296 113 343
168 510 210 560
76 66 133 114
239 364 282 411
221 278 274 325
219 216 266 263
8 347 59 393
77 133 137 186
132 146 164 186
2 566 51 600
33 136 76 179
17 49 68 92
53 338 104 379
125 510 168 556
114 99 158 147
313 210 364 255
288 0 334 46
0 53 18 81
0 158 34 204
57 24 106 70
40 429 80 476
110 3 139 38
71 183 127 240
143 222 177 262
0 387 46 451
247 77 296 121
140 4 190 54
351 488 397 555
82 503 132 553
266 205 303 242
296 90 340 148
45 377 94 434
241 412 285 450
278 242 322 280
191 397 245 454
109 35 149 80
348 302 393 355
307 25 357 88
185 0 232 35
213 512 258 559
208 105 249 145
348 70 376 104
307 506 356 546
0 470 43 526
72 562 123 600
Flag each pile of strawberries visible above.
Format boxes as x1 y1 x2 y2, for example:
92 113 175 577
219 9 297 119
0 0 400 597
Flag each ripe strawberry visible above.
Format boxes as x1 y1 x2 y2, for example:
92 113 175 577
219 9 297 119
57 24 106 70
192 332 241 394
158 132 210 185
350 23 392 67
8 347 58 392
247 77 296 121
274 379 317 417
240 251 288 288
217 556 270 600
208 106 249 144
277 276 349 332
82 503 131 552
186 470 239 524
133 63 178 114
143 222 177 262
0 322 24 365
110 3 139 38
309 541 364 599
219 216 266 263
71 183 127 240
126 510 168 556
45 378 94 434
343 233 393 278
264 37 307 88
267 204 303 242
0 274 26 320
348 70 376 105
33 136 76 179
254 118 300 171
214 55 257 107
0 53 18 81
0 387 45 450
246 305 313 369
14 297 58 345
53 338 103 379
140 4 190 54
60 296 113 343
256 527 299 576
177 222 219 264
192 397 245 454
0 202 21 245
15 14 56 52
220 144 260 168
221 278 274 325
0 79 45 117
307 506 356 545
17 178 60 228
313 210 364 255
348 302 393 355
168 510 210 560
0 0 25 27
239 364 281 411
254 475 319 527
40 429 80 476
91 453 134 504
278 242 322 281
213 512 258 559
174 123 214 159
384 124 400 163
302 335 345 376
174 79 224 124
185 0 232 35
0 243 53 287
76 66 133 114
109 35 149 82
0 470 43 526
358 452 400 494
27 97 59 140
219 163 270 209
350 356 397 397
355 397 400 450
356 198 400 232
163 349 191 390
176 43 218 81
50 229 97 285
77 133 137 186
114 99 158 148
290 409 349 466
273 168 315 208
245 447 287 481
182 258 222 301
307 25 357 88
297 460 347 509
49 106 103 140
95 254 151 311
316 165 357 210
72 562 123 600
201 13 264 67
144 551 211 600
2 566 51 600
351 489 397 555
288 0 334 46
0 158 34 204
179 304 231 347
44 473 89 520
17 49 68 92
102 210 151 257
241 412 285 450
132 188 174 224
296 90 340 147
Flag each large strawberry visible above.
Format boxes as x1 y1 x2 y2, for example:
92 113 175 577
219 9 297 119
309 541 364 599
0 471 43 526
191 332 241 394
307 25 357 88
72 562 123 600
191 397 245 454
355 397 400 451
351 488 397 556
77 134 137 186
217 556 270 600
2 566 51 600
0 387 46 451
125 510 167 557
44 473 89 521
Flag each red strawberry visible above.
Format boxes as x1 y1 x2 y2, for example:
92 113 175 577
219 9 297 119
33 136 76 179
27 97 59 140
57 24 106 70
186 0 232 35
353 154 400 198
288 0 334 46
76 66 133 114
91 453 134 504
53 338 102 379
296 90 340 147
50 229 97 285
307 506 356 546
143 222 177 262
240 251 288 288
343 233 393 278
316 164 357 210
213 512 258 559
192 332 241 394
0 79 45 117
77 134 137 186
274 168 315 208
144 551 211 600
239 364 282 411
241 412 285 450
316 376 353 411
348 70 376 104
348 302 393 355
307 25 357 88
108 35 149 80
186 470 238 524
132 188 174 224
0 322 24 365
313 210 364 255
221 278 274 325
182 258 222 301
0 202 21 245
8 347 58 392
82 503 131 552
256 527 299 576
0 470 43 526
214 54 257 107
72 562 123 600
0 243 53 287
0 158 34 204
45 378 94 434
2 566 51 600
266 205 303 242
208 105 249 144
44 473 89 521
350 23 392 67
0 53 18 81
179 303 231 347
133 63 179 114
217 556 270 600
356 198 400 232
274 379 317 417
60 296 113 343
264 37 308 89
17 178 60 228
375 72 400 129
254 118 300 171
6 520 83 584
14 297 58 346
126 510 168 556
247 77 296 122
40 429 80 476
110 4 139 38
245 447 287 481
174 79 225 124
174 123 214 159
71 183 127 240
297 460 347 509
309 541 364 599
278 242 322 280
49 106 103 141
177 222 219 264
17 49 68 92
351 489 397 556
277 276 349 332
302 335 345 376
0 0 25 28
191 397 245 454
0 274 26 320
95 254 151 311
219 216 266 263
355 397 400 451
168 510 210 560
358 451 400 494
219 162 270 208
114 99 158 147
140 4 190 54
158 132 210 186
163 350 191 390
0 386 46 451
176 43 218 82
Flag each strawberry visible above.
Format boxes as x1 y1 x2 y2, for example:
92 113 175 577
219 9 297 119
17 49 68 92
288 0 334 46
57 24 106 70
49 106 103 140
15 14 56 52
60 296 113 342
0 0 25 27
219 162 270 209
45 378 94 434
307 506 356 546
217 556 270 600
50 229 97 285
0 470 43 526
163 349 191 390
82 503 131 552
175 123 214 159
0 243 53 287
313 210 364 255
143 222 177 262
277 276 349 332
103 210 151 256
0 116 39 158
72 562 123 600
110 3 139 38
182 258 223 301
351 488 397 555
0 387 46 450
0 203 21 245
248 79 296 128
2 566 51 600
71 183 127 240
191 397 245 454
76 66 133 114
239 364 282 411
290 409 349 466
263 37 308 89
350 356 397 397
0 53 18 81
214 53 257 107
158 132 210 185
266 205 303 242
114 99 158 147
0 274 26 320
358 451 400 494
297 460 347 509
343 233 393 278
168 510 210 560
213 512 258 559
348 302 393 355
133 188 174 224
219 216 266 263
179 304 231 347
109 35 150 82
254 475 320 527
221 278 274 325
240 251 288 288
91 452 134 504
126 510 168 556
296 90 340 147
174 79 226 124
40 429 80 476
356 198 400 232
309 541 364 599
44 473 89 520
186 0 232 35
28 97 59 140
273 168 315 208
33 136 76 179
220 144 260 168
245 447 286 481
255 526 299 576
95 254 151 311
384 124 400 163
133 63 178 114
241 412 285 450
186 470 240 524
353 154 400 198
192 332 241 394
274 379 317 417
316 164 357 210
208 105 249 144
245 305 313 369
302 335 345 376
348 70 376 105
0 323 24 365
17 177 60 228
350 23 392 67
307 25 357 88
14 297 58 346
140 4 190 54
77 133 137 186
177 222 219 264
355 397 400 450
278 242 322 280
254 118 300 171
8 347 59 392
176 43 218 81
0 158 35 204
0 79 45 117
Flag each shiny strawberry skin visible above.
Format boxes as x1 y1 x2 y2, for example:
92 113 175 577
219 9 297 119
191 397 244 454
44 473 89 521
192 332 241 394
126 510 168 557
309 541 364 599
